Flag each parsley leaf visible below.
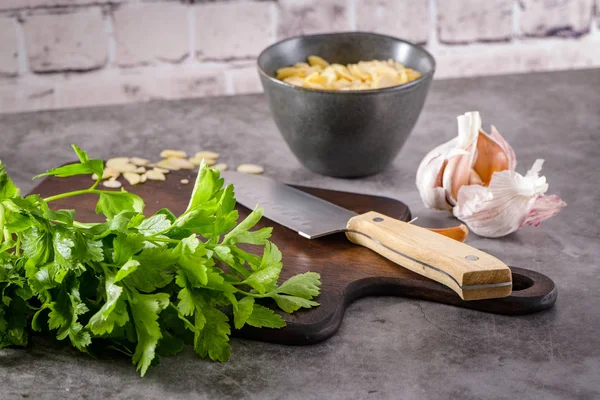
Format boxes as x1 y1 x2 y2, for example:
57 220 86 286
128 291 169 377
87 273 128 335
246 303 286 329
96 191 144 219
34 145 104 180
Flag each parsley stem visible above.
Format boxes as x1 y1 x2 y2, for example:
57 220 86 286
44 188 117 203
90 178 102 191
235 289 269 298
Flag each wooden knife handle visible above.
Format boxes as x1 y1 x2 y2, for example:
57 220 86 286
345 211 512 301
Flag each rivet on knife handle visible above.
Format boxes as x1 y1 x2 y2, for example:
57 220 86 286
345 211 512 301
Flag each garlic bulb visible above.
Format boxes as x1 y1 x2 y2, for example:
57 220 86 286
416 111 565 238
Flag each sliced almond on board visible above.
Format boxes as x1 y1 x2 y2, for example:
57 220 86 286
146 170 166 181
166 157 195 170
214 163 228 171
106 158 139 173
134 166 147 173
160 150 187 159
123 172 142 185
130 157 150 166
106 159 137 173
153 167 170 174
189 156 216 167
106 157 130 169
102 178 122 188
156 159 180 170
92 167 120 180
195 151 219 159
180 179 190 184
140 173 148 183
237 164 264 174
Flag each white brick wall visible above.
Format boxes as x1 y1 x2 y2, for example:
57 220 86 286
356 0 429 43
23 8 108 72
0 18 18 77
520 0 594 36
114 3 189 67
437 0 514 43
0 0 599 114
195 1 273 61
277 0 352 38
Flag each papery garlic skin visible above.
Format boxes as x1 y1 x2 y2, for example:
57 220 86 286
453 160 566 237
416 111 512 209
416 111 566 238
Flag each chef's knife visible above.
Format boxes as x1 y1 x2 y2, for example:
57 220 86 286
222 172 512 301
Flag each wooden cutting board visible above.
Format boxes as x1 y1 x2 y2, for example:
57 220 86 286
30 171 557 345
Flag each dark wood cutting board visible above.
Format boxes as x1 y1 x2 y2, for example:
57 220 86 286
30 171 557 345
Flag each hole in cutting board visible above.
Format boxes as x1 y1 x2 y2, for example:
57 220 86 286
511 273 534 291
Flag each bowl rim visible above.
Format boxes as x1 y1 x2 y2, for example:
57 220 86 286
257 31 436 95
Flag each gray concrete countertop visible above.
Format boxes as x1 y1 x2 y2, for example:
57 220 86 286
1 68 599 399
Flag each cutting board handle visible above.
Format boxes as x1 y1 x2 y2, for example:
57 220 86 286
346 211 512 301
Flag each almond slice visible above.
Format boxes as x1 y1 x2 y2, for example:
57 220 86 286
140 173 148 183
180 178 190 184
130 157 150 166
195 151 219 159
153 167 170 174
106 157 130 169
102 179 122 188
156 159 179 170
189 156 216 167
146 170 166 181
92 168 120 180
166 157 194 170
214 163 228 171
160 149 187 159
123 172 142 185
237 164 264 174
134 166 146 173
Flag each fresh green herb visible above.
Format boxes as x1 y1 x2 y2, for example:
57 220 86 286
0 145 321 376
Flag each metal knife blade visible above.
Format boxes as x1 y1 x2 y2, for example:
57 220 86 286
221 171 356 239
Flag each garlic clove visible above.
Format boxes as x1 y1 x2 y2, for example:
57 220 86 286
429 224 469 242
452 159 565 237
489 125 517 171
473 129 511 185
469 169 483 185
441 113 480 204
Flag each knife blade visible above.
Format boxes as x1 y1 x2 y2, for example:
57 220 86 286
222 172 512 301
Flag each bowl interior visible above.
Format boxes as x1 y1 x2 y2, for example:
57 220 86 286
258 32 435 83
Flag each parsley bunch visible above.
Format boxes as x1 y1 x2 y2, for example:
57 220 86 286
0 145 321 376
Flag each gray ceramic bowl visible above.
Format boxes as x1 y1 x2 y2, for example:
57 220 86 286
257 32 436 178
